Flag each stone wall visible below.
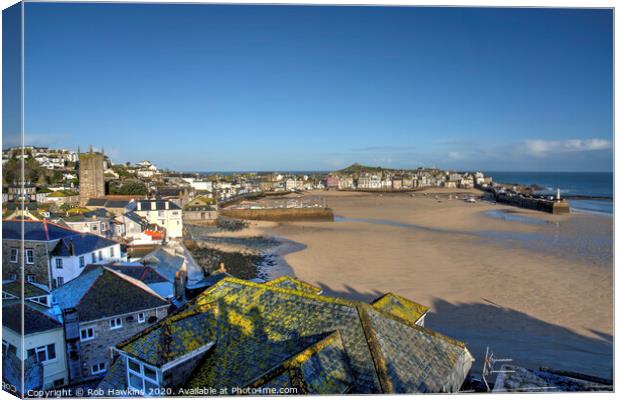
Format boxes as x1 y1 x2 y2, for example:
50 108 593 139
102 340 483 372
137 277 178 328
2 239 53 287
77 306 169 381
219 207 334 221
79 152 105 206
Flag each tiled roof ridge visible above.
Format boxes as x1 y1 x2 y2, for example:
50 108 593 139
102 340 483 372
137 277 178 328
355 304 394 393
24 302 63 328
116 299 218 355
139 266 169 283
265 276 323 294
370 303 468 350
3 218 82 234
372 292 430 312
245 330 345 392
200 276 357 308
103 267 168 303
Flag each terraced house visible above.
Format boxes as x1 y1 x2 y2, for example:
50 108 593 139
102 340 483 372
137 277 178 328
2 220 123 288
51 266 170 383
97 276 473 395
2 281 68 389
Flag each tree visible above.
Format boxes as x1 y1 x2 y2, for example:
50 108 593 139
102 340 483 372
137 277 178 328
116 181 147 195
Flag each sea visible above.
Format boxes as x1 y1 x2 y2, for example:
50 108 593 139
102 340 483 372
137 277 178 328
485 172 613 215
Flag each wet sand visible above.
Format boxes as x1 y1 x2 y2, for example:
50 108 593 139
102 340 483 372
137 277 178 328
247 189 613 379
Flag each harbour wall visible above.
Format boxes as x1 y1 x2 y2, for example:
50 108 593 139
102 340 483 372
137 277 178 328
490 191 570 215
219 207 334 221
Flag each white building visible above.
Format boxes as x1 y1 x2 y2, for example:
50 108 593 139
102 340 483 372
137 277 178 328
50 235 123 287
129 200 184 239
2 283 69 389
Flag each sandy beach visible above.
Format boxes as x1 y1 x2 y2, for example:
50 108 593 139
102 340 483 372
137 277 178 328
221 189 614 379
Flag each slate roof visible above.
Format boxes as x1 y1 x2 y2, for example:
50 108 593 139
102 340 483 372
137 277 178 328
50 234 118 257
2 219 76 241
86 198 134 208
2 280 50 298
2 302 62 335
371 293 429 325
100 264 169 284
51 266 169 322
124 211 146 226
140 247 185 283
3 220 119 257
134 200 182 211
108 276 473 394
265 276 322 294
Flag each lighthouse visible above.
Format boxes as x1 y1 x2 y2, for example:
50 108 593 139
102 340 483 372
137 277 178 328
556 187 561 202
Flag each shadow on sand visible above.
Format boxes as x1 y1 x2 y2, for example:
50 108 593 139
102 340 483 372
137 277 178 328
314 283 613 382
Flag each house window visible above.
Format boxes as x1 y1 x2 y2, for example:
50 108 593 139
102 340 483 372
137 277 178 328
91 363 107 374
55 258 63 269
79 256 85 268
137 312 145 323
26 274 35 283
8 274 17 281
26 344 56 363
25 249 34 264
98 251 103 261
2 340 17 356
10 248 18 263
92 253 96 263
126 357 159 393
56 277 64 287
110 247 115 257
80 327 95 341
110 317 123 330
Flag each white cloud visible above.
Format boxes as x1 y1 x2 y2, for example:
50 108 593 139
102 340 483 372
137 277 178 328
524 138 611 156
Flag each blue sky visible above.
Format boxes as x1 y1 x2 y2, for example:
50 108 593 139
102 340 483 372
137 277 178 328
10 4 614 171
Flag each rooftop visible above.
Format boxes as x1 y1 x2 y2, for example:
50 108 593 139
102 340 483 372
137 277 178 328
2 302 62 335
51 266 169 322
101 276 473 394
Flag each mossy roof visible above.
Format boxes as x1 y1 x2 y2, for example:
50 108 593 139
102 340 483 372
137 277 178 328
264 276 322 294
371 292 429 325
2 280 49 298
114 276 472 394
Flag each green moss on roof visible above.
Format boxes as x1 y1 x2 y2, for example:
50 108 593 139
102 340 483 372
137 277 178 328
48 190 78 197
116 276 471 394
66 207 91 215
265 276 322 294
3 281 48 298
371 293 429 325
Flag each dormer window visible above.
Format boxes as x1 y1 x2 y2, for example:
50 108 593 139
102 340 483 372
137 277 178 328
126 357 160 393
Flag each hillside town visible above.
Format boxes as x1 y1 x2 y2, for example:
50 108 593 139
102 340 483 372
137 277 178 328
2 146 580 396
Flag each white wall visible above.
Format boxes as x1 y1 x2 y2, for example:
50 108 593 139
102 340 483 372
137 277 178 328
50 243 122 285
135 209 183 239
3 326 68 388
